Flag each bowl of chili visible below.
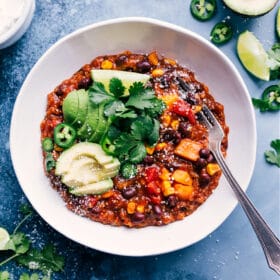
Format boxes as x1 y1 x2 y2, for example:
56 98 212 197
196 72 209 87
10 17 256 256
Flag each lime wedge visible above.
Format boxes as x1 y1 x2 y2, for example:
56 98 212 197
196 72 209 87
237 31 270 81
277 6 280 39
91 70 150 96
0 227 10 250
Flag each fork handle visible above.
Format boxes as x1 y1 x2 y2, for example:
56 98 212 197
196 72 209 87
213 150 280 275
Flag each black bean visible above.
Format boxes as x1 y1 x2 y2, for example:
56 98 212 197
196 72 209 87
143 155 155 165
178 122 191 138
153 205 162 216
162 129 181 144
122 187 137 199
131 212 145 222
78 77 92 89
115 55 127 66
136 61 151 73
196 158 207 169
206 153 215 163
199 172 211 187
199 148 211 159
167 195 177 208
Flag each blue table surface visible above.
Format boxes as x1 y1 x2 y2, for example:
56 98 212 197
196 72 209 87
0 1 279 279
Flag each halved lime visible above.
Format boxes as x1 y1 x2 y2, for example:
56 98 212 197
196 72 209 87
237 31 270 81
277 6 280 39
0 227 10 250
91 70 150 96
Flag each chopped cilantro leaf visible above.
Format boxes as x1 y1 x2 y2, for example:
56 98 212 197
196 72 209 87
267 43 280 80
17 244 64 273
109 77 125 97
265 139 280 167
114 133 147 163
88 82 114 105
145 98 166 118
4 232 30 254
126 82 155 109
0 271 10 280
19 273 40 280
104 100 126 117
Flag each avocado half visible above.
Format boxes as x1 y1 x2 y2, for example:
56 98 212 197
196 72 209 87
223 0 279 16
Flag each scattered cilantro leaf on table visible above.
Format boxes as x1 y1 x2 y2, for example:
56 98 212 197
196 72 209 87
19 273 40 280
267 43 280 80
17 244 64 274
0 271 9 280
265 139 280 167
0 205 64 279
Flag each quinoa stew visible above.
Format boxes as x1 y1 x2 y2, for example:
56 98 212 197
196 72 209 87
40 51 229 228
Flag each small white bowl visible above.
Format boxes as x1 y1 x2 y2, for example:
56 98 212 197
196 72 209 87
10 17 256 256
0 0 35 49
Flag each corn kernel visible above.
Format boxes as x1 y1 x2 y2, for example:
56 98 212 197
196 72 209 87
148 51 159 66
54 144 63 152
161 180 175 196
164 57 177 65
206 163 221 176
159 94 179 107
146 146 155 155
155 142 167 151
152 68 164 77
172 169 193 186
101 60 113 69
136 204 145 213
193 105 202 113
127 202 136 214
171 120 179 130
174 183 194 200
161 113 171 127
159 167 170 181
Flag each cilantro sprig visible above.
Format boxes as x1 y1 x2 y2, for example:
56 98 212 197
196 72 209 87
0 204 64 279
265 139 280 167
89 77 166 165
267 43 280 80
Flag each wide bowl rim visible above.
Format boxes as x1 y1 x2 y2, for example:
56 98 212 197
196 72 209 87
10 16 257 256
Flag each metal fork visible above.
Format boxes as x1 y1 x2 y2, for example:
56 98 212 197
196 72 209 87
199 105 280 275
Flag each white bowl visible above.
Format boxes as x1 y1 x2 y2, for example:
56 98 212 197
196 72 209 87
0 0 35 49
10 17 256 256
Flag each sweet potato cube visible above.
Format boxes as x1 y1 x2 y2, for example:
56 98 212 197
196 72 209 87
174 183 194 200
172 169 193 186
174 139 202 161
161 180 175 196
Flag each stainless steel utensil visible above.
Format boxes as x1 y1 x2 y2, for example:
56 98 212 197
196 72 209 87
199 105 280 275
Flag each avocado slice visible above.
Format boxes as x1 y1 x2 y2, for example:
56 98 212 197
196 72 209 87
89 103 108 143
62 90 79 124
69 179 113 196
71 89 89 129
77 102 99 141
55 142 115 175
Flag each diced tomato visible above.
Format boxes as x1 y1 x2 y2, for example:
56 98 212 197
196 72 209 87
145 166 159 182
147 181 161 195
150 195 162 205
171 99 196 124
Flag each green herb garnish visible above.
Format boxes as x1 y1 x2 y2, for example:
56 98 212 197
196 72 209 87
0 204 64 279
265 139 280 167
89 77 166 165
267 43 280 80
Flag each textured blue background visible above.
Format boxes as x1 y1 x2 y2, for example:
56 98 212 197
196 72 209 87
0 0 279 279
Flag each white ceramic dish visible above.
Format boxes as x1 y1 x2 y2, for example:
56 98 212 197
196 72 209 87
10 17 256 256
0 0 35 49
